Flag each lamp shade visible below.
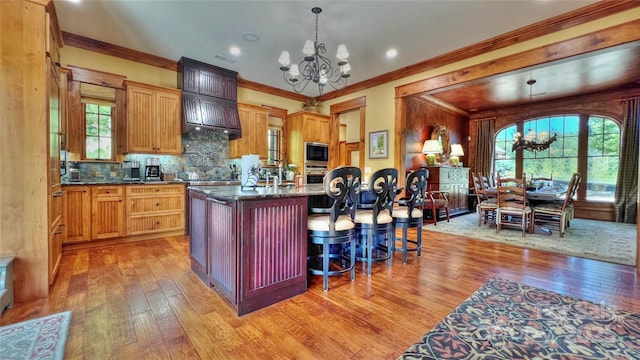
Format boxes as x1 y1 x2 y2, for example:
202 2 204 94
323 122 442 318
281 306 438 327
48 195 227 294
422 140 442 154
450 144 464 157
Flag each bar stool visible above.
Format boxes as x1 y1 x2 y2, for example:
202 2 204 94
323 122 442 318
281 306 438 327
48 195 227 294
392 169 428 264
307 166 362 291
353 168 398 275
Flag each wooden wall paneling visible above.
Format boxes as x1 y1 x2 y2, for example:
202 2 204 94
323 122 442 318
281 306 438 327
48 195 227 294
66 81 82 157
0 0 49 301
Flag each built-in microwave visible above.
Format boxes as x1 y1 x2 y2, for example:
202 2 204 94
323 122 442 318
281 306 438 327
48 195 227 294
304 142 329 163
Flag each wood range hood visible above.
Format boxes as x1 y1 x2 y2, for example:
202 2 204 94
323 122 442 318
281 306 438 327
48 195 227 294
178 57 242 139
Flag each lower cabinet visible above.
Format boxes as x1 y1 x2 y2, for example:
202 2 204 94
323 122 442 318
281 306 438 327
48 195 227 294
126 184 185 235
91 186 125 239
64 186 91 243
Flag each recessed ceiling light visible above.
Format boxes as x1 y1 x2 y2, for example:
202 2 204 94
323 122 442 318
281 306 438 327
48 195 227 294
386 49 397 58
242 32 260 42
229 46 241 56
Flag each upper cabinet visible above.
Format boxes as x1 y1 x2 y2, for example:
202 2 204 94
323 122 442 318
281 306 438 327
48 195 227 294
229 103 269 159
178 57 241 138
285 111 331 169
179 57 237 101
125 81 182 155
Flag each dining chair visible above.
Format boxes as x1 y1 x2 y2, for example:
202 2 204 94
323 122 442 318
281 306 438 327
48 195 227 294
307 166 362 291
496 174 533 236
354 168 398 275
392 168 428 264
422 185 450 225
472 172 497 226
533 172 581 237
531 173 553 189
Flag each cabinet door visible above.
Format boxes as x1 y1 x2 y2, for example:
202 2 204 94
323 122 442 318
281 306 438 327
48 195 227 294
200 97 225 127
229 104 268 159
189 192 208 280
254 110 268 158
182 93 201 125
302 116 317 142
127 85 156 152
49 219 63 285
92 196 124 239
64 186 91 243
199 68 225 98
316 116 330 144
223 76 237 101
181 64 199 93
48 59 61 189
156 90 181 154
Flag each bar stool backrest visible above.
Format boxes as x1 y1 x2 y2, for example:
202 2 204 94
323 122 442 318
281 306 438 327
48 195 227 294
404 169 428 219
367 168 399 223
323 166 362 234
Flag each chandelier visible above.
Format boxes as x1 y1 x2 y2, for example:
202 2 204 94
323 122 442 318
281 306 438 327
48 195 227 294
277 7 351 95
512 79 558 152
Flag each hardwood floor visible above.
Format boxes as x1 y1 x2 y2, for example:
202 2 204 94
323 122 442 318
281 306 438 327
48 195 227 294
2 229 639 359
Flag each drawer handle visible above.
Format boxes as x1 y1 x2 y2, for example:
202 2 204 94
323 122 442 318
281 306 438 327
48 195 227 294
52 190 65 197
106 191 110 194
155 203 160 206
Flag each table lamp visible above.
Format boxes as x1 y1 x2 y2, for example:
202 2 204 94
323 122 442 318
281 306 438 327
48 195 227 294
422 140 442 166
450 144 464 166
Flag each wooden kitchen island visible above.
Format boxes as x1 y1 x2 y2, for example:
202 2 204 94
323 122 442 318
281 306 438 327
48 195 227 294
188 185 325 315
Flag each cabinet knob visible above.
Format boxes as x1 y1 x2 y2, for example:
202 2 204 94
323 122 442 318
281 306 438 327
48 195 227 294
155 203 160 206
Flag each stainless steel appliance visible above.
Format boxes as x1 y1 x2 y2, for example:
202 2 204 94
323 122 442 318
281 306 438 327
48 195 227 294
145 158 161 181
122 160 141 181
304 163 328 184
304 142 329 163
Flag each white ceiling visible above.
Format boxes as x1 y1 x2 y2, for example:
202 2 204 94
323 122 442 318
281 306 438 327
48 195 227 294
53 0 598 98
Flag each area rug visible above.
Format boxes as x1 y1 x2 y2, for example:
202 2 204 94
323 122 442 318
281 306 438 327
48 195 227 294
0 311 71 360
423 214 637 266
399 277 640 359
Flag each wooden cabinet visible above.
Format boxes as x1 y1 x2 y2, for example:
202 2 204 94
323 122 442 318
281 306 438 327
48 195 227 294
125 81 181 155
126 184 185 235
63 186 91 243
179 57 237 101
302 113 330 144
229 103 269 159
285 111 331 169
427 167 470 216
188 191 209 282
91 186 125 239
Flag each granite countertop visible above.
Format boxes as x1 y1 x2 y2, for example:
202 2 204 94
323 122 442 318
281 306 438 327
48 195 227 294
188 184 326 200
62 179 242 186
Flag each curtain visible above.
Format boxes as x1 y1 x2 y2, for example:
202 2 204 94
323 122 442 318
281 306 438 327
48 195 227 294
614 98 639 223
474 118 495 176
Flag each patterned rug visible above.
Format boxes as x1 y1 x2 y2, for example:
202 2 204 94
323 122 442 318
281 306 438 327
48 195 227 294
424 214 637 266
0 311 71 360
399 277 640 359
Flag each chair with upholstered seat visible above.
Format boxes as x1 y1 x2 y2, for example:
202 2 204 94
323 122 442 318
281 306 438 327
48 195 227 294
472 172 497 226
496 174 533 236
354 168 398 275
423 189 449 225
533 172 581 237
392 169 428 264
307 166 362 291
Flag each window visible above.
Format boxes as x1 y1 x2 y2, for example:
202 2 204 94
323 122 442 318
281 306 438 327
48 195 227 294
267 115 284 165
493 114 620 202
587 117 620 200
80 83 116 160
521 115 579 187
84 103 113 160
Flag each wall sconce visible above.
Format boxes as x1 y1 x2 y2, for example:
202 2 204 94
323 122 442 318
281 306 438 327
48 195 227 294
450 144 464 167
422 140 442 166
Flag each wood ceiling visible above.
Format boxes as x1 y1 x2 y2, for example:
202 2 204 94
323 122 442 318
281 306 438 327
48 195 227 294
424 42 640 113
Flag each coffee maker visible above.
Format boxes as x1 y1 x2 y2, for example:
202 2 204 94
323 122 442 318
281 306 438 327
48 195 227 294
122 160 141 181
145 158 161 181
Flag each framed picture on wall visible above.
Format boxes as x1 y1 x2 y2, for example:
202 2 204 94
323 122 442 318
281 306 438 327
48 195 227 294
369 130 388 159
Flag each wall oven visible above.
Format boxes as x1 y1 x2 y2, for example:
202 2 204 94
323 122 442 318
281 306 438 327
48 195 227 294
304 163 328 184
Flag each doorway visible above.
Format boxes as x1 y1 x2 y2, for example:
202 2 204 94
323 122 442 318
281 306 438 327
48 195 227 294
329 97 366 170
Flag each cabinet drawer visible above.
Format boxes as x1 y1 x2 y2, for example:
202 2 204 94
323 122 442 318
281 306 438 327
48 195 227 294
127 213 185 235
128 195 185 215
92 186 124 197
126 184 185 196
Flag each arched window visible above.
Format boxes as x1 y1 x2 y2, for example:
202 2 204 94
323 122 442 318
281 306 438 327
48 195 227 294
493 114 620 202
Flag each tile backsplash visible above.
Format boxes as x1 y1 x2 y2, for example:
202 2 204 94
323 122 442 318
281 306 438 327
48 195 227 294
63 129 242 182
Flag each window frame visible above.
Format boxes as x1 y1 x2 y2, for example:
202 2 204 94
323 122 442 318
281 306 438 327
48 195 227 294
82 101 115 161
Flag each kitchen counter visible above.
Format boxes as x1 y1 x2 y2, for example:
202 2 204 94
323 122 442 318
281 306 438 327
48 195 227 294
62 179 241 186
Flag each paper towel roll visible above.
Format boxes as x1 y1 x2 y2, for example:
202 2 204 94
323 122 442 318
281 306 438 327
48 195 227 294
241 154 260 187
